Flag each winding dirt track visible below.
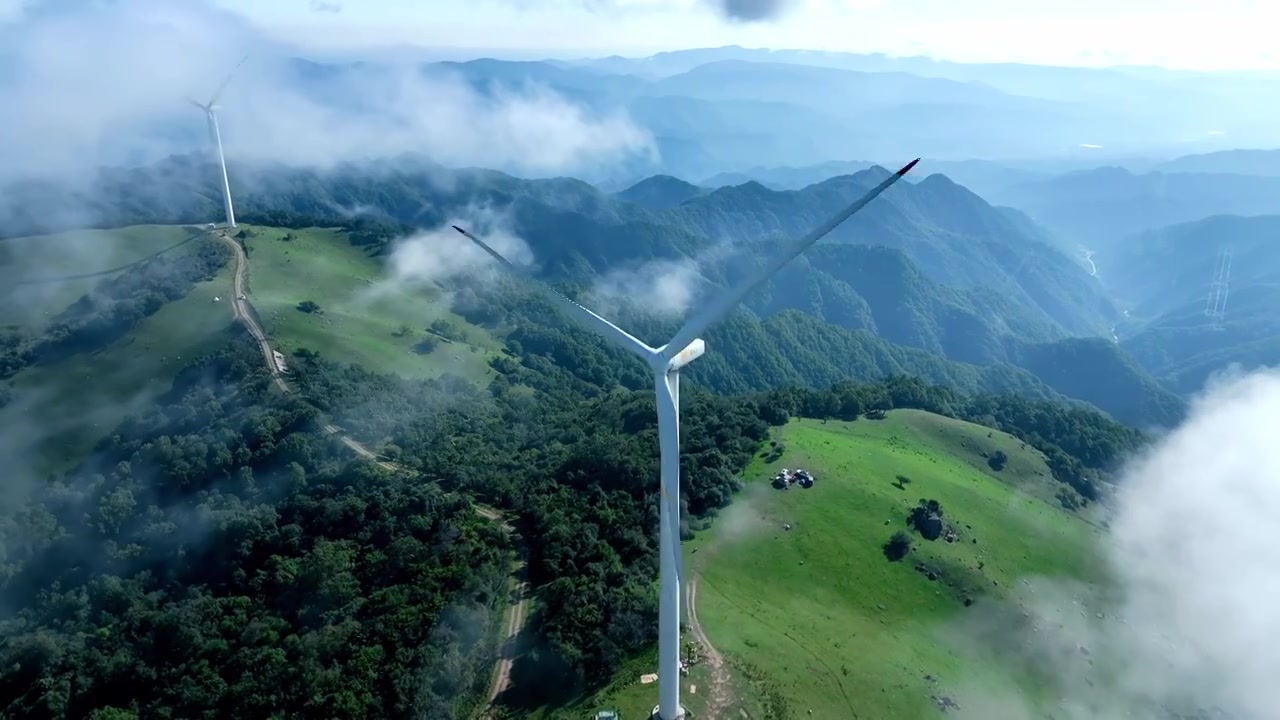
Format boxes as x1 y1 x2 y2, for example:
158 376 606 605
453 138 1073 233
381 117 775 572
477 518 530 718
211 230 529 715
687 574 733 718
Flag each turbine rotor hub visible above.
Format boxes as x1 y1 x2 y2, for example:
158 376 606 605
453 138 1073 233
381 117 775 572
665 338 706 372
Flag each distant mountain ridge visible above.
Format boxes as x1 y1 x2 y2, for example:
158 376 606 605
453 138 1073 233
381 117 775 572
553 45 1280 157
989 167 1280 248
272 51 1280 178
1100 214 1280 394
615 175 708 209
1151 148 1280 176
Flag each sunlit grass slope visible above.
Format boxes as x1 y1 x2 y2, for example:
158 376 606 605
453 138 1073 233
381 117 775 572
689 410 1102 718
565 409 1104 719
238 225 500 382
4 223 502 474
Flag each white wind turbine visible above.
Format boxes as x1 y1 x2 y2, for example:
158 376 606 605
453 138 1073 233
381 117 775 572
188 56 248 229
453 158 918 720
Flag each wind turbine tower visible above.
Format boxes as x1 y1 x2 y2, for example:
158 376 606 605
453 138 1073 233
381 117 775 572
189 56 247 229
454 158 919 720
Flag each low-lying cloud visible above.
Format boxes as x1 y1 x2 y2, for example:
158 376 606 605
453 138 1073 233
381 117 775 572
0 0 656 187
590 257 706 318
950 366 1280 719
585 238 737 320
371 206 534 300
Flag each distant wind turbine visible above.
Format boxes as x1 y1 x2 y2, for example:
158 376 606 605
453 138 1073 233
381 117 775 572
188 56 248 228
453 157 919 720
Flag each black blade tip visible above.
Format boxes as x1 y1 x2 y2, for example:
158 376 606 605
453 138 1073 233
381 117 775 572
451 225 466 234
897 158 921 176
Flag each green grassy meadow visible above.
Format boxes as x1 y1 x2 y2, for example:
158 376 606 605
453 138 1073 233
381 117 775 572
5 223 505 473
3 224 207 330
690 411 1102 718
238 225 500 383
2 227 237 473
563 410 1104 720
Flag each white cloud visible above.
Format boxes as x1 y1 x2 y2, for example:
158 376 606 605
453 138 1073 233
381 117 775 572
372 205 534 298
585 237 740 320
590 257 706 318
0 0 656 186
951 366 1280 719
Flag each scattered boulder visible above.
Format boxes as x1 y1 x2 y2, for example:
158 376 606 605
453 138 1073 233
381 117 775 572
908 499 946 541
917 513 943 541
932 695 960 713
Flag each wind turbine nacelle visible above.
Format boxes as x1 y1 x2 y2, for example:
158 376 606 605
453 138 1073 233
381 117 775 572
667 338 706 371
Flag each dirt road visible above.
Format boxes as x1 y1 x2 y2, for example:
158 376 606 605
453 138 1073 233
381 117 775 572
216 232 289 394
686 575 733 719
211 229 530 716
477 514 530 718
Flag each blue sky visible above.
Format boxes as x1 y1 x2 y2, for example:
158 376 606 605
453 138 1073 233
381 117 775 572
210 0 1278 70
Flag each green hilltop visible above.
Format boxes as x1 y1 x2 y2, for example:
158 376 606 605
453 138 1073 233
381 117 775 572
700 412 1100 718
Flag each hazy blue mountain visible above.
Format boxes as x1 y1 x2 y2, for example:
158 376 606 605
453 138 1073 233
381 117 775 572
411 57 1098 173
1102 215 1280 394
559 45 1195 100
990 167 1280 250
560 45 1280 154
614 175 708 209
700 161 878 190
623 94 863 178
698 158 1046 201
642 59 1027 110
71 49 1280 192
270 55 1253 176
1151 149 1280 177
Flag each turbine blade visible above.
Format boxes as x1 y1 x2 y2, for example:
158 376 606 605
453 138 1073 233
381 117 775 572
186 97 207 110
661 158 919 360
207 54 249 107
451 225 656 359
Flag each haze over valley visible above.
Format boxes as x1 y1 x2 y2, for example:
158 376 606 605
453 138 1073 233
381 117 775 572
3 1 1280 719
